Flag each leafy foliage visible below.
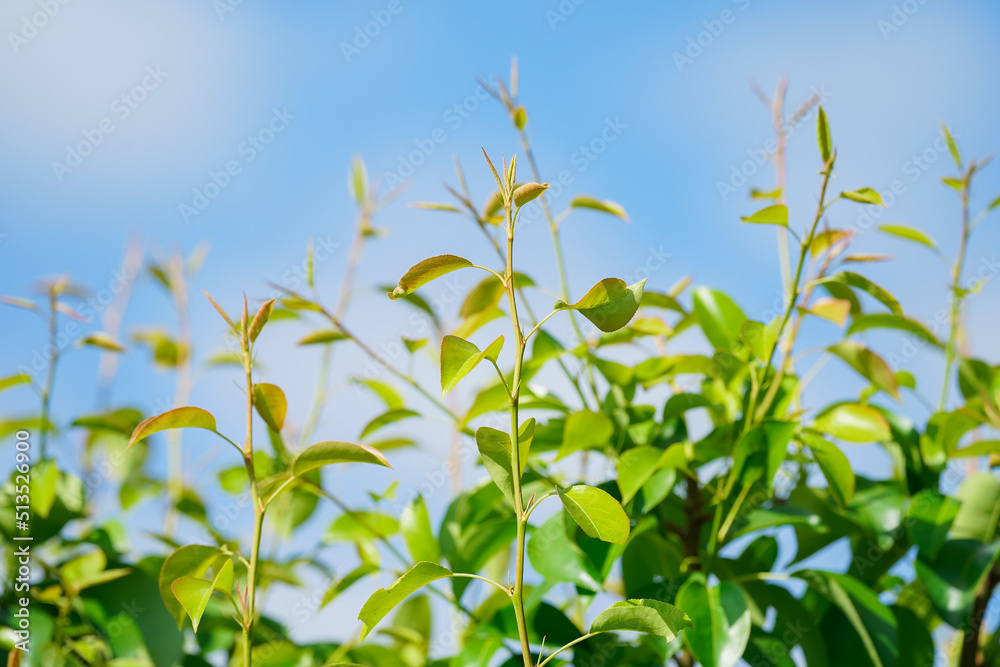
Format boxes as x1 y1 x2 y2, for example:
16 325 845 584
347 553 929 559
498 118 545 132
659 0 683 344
2 62 999 667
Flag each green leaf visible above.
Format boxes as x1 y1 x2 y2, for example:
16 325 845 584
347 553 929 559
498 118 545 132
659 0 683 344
253 383 287 432
400 495 439 563
350 155 369 204
847 313 941 347
388 255 474 300
512 182 549 207
817 105 832 162
590 598 692 639
940 121 961 168
322 563 378 608
794 570 898 667
817 272 903 315
358 562 454 639
557 409 614 459
129 407 217 448
513 105 527 130
170 559 233 632
951 440 1000 458
158 545 224 629
248 298 275 343
554 278 645 333
878 224 936 249
906 490 959 559
740 204 788 227
360 408 419 439
731 420 795 491
0 373 31 393
827 341 900 400
353 379 405 410
298 329 348 345
61 550 130 593
528 512 602 590
328 511 399 542
293 441 391 475
30 459 59 519
557 484 630 544
675 574 750 667
692 287 747 349
569 195 630 221
740 320 778 360
840 188 884 206
800 432 855 507
812 403 891 442
617 446 662 505
951 472 1000 542
913 539 1000 627
474 421 533 507
1 295 39 312
79 332 126 353
440 334 503 397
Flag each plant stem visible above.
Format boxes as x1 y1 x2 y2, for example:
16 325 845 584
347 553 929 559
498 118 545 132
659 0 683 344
745 161 834 429
242 347 265 666
503 222 534 667
940 176 971 411
959 565 999 667
537 632 602 667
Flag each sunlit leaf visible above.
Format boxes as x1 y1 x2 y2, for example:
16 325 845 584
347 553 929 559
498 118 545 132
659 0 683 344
79 332 126 353
298 329 348 345
828 340 900 400
817 106 832 163
557 409 614 459
676 574 750 667
293 441 391 475
358 562 454 640
388 255 474 299
812 403 891 442
400 495 439 563
800 432 855 507
590 598 691 639
248 298 275 343
808 297 852 327
740 204 788 227
569 196 630 221
171 558 233 632
557 484 630 544
692 287 747 349
512 182 549 207
555 278 645 333
253 383 287 432
440 335 503 397
129 407 217 448
878 224 936 249
840 188 884 206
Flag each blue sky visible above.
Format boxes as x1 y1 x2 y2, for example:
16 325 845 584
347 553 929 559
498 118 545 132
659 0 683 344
2 0 1000 649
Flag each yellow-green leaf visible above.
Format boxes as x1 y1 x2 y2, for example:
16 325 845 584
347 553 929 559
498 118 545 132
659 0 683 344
555 278 645 333
740 204 788 227
358 562 454 640
293 441 391 475
388 255 474 300
253 383 287 432
129 407 217 448
558 484 630 544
